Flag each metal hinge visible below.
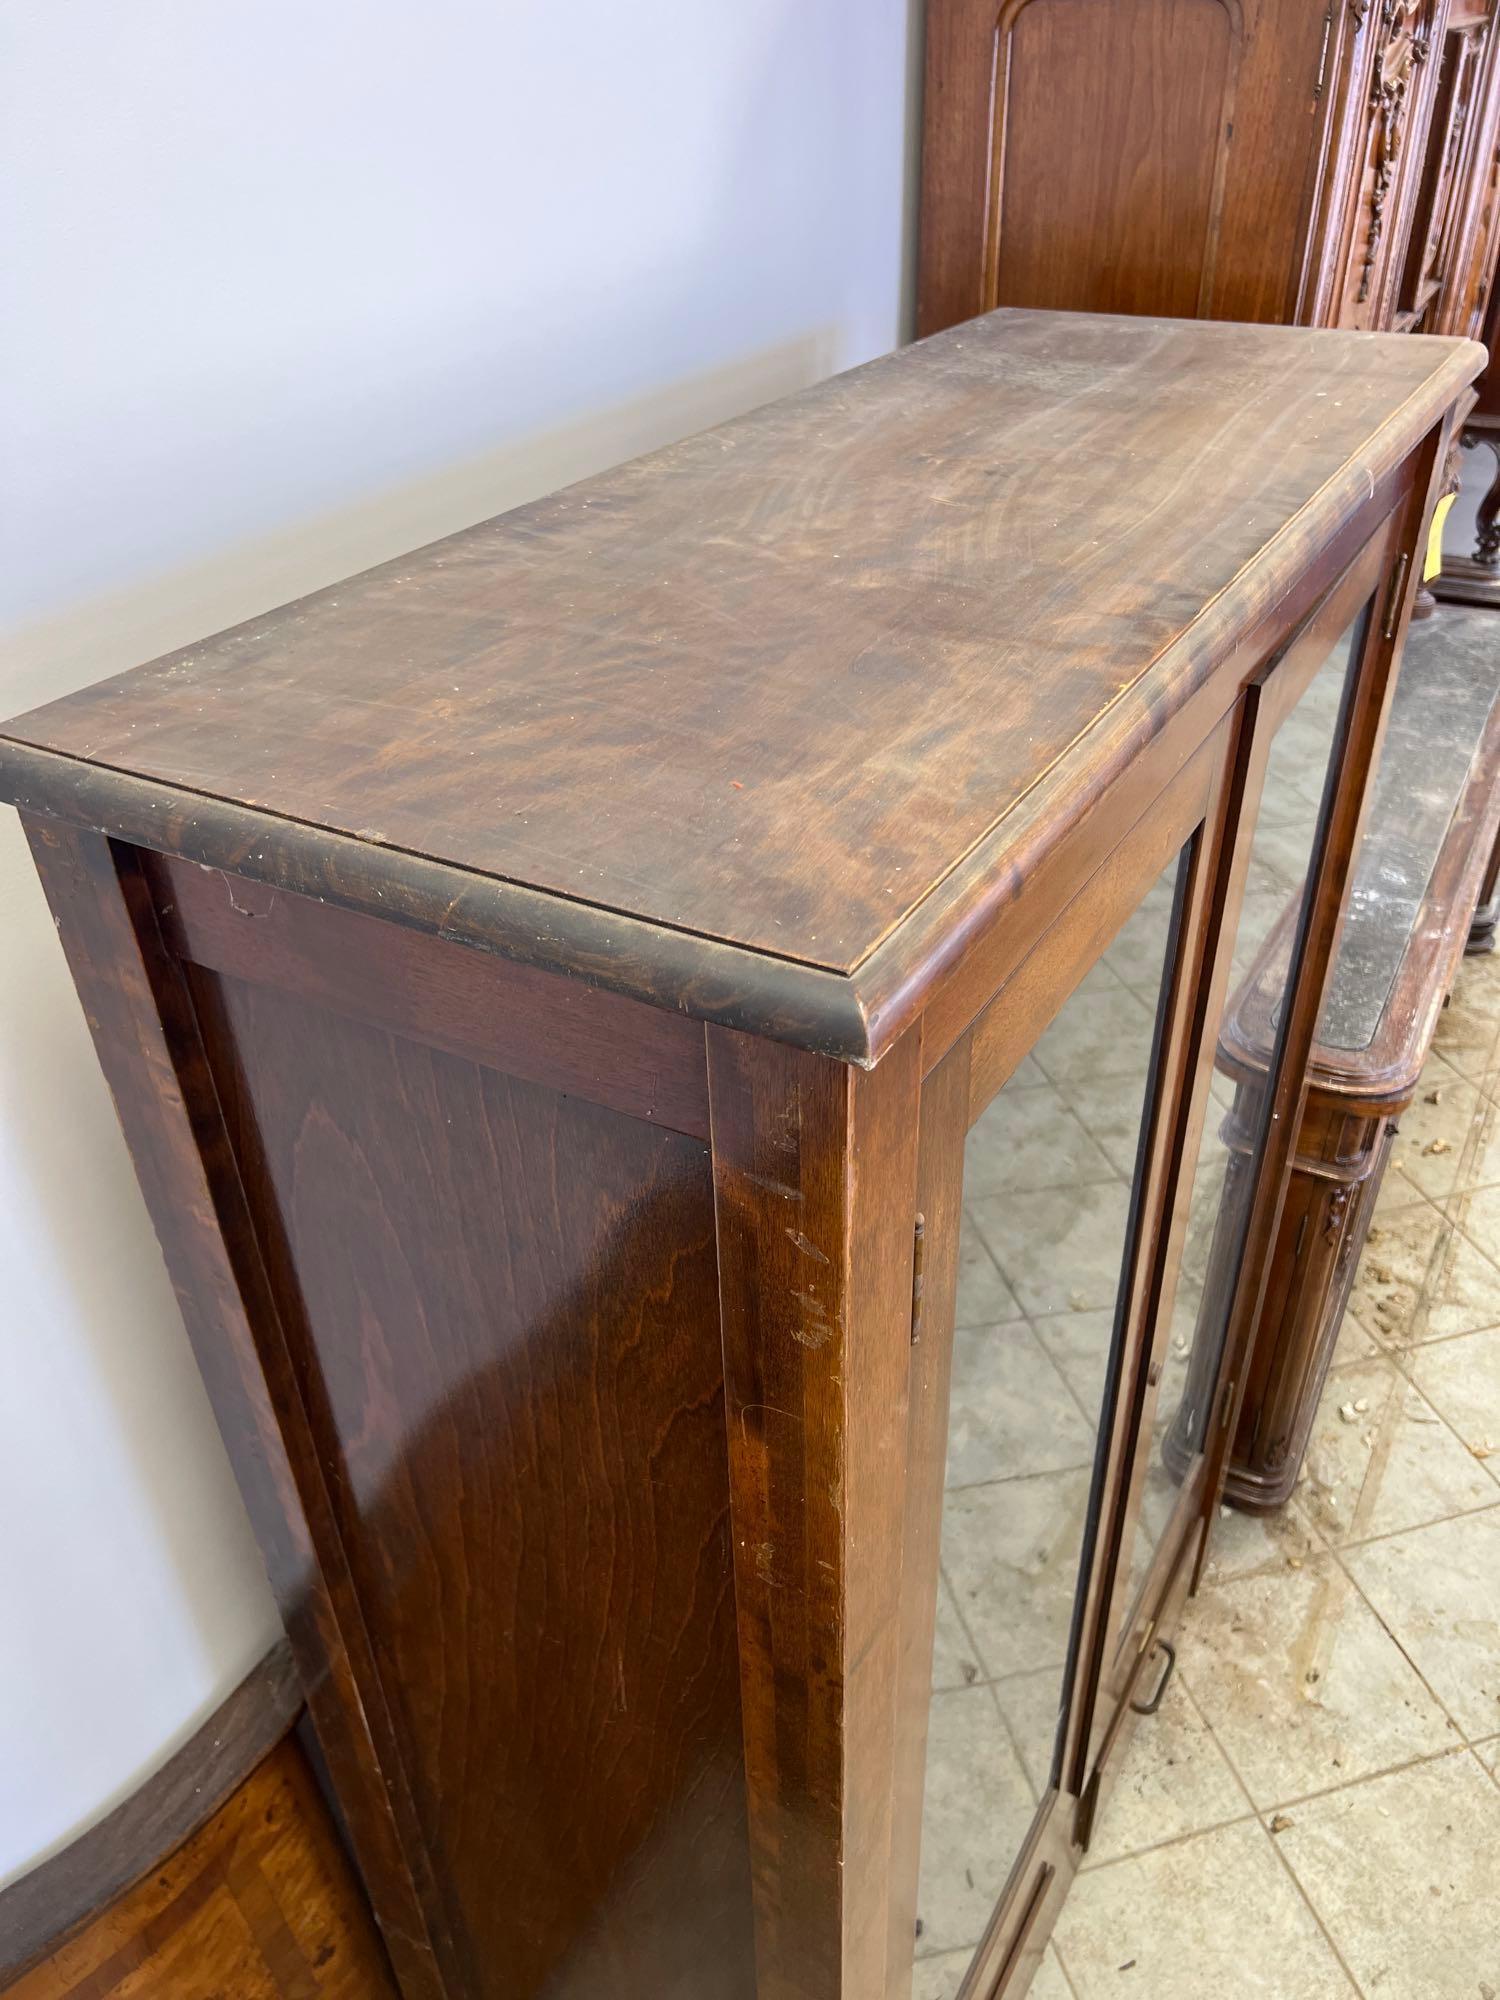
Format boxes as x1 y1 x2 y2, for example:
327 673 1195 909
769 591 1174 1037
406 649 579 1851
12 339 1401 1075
910 1213 927 1342
1315 5 1335 98
1219 1376 1237 1430
1382 552 1411 638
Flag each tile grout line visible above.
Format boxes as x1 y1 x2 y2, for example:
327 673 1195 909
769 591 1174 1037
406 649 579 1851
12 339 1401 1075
1252 966 1500 1993
1047 1936 1083 1999
1249 1737 1473 1815
1175 1646 1368 1996
1320 973 1500 1750
1259 1807 1369 1999
1319 1530 1476 1748
934 1563 1051 1816
1320 1493 1500 1561
1323 1020 1500 1645
1311 1348 1500 1537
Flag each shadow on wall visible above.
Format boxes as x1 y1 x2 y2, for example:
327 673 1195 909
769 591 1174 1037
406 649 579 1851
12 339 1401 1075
4 332 839 718
0 325 840 1889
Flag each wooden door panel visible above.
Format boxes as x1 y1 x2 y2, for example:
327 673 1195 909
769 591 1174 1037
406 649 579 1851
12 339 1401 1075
990 0 1239 317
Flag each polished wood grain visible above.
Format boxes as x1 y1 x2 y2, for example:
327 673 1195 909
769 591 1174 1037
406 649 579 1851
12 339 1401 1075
0 1646 303 1985
884 1039 970 1985
153 851 710 1140
0 1643 395 2000
920 0 1358 336
0 315 1481 1070
2 318 1480 2000
706 1024 922 1999
22 821 452 2000
919 0 1500 414
5 1739 396 2000
987 0 1237 320
195 972 755 1999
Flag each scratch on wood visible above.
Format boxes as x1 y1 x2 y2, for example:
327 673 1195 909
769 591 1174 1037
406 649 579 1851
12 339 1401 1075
785 1227 831 1265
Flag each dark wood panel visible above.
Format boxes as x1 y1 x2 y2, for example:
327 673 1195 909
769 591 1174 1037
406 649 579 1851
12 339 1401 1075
199 974 755 2000
0 316 1480 1007
920 0 1341 335
22 822 453 2000
0 1646 303 1985
706 1025 923 1998
5 1738 397 2000
993 0 1237 318
153 853 710 1140
884 1038 970 1981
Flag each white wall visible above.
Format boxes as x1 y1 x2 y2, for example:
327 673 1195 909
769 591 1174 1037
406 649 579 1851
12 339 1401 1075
0 0 920 1883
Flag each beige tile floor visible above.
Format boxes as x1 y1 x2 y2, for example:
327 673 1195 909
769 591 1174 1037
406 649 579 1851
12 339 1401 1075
913 617 1500 1997
920 949 1500 1998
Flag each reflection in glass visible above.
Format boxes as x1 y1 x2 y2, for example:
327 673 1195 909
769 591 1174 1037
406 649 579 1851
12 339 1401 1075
914 852 1188 1970
1125 615 1364 1615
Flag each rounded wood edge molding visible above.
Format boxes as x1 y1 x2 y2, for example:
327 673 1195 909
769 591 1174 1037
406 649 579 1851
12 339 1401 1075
0 1639 302 1986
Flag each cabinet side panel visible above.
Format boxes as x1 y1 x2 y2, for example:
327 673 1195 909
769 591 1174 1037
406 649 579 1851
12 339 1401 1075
194 970 755 2000
993 0 1236 317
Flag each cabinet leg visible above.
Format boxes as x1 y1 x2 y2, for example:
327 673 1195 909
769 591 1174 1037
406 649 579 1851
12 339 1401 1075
707 1024 925 2000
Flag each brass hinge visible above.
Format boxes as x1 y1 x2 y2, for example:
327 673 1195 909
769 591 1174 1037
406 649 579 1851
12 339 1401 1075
910 1213 927 1342
1382 552 1411 638
1219 1376 1237 1430
1315 6 1335 98
1075 1767 1103 1851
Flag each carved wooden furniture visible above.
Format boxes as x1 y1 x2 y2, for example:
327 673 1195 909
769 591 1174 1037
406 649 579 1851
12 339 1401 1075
1165 610 1500 1512
919 0 1500 342
0 314 1478 2000
0 1645 395 1999
918 0 1500 621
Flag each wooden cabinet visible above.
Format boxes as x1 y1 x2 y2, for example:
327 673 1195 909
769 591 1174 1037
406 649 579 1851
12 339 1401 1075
0 316 1477 1998
918 0 1500 346
1201 612 1500 1509
918 0 1500 620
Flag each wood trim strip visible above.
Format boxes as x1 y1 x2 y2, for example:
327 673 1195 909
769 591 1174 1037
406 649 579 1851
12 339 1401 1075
855 456 1425 1063
20 821 455 2000
0 370 1480 1074
706 1023 924 1997
1200 420 1454 1543
0 747 873 1063
965 723 1221 1122
0 1644 302 1985
151 853 712 1141
884 1034 972 1979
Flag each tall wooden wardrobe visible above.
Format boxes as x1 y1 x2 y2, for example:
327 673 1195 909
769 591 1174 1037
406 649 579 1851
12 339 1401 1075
917 0 1500 598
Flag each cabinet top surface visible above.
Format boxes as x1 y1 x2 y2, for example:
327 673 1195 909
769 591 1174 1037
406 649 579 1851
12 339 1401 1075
0 312 1480 1048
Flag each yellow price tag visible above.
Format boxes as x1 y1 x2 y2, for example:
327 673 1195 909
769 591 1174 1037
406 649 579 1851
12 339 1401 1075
1425 491 1456 582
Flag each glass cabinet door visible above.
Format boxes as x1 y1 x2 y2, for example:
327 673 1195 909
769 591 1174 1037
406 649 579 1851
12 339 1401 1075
913 845 1193 1988
911 545 1399 1996
1106 605 1370 1679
